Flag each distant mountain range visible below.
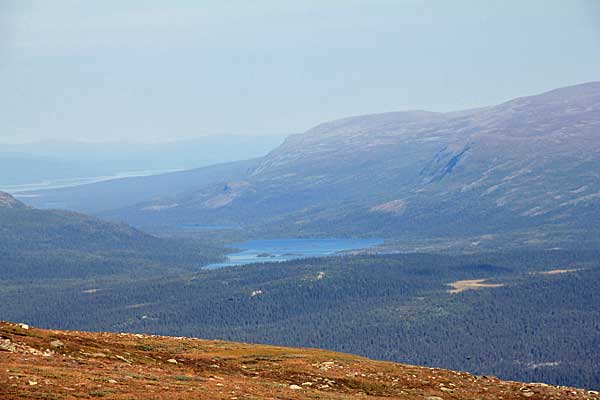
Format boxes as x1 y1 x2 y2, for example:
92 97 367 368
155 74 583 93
1 135 285 191
21 82 600 246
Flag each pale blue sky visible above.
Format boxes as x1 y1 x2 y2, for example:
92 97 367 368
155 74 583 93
2 0 600 143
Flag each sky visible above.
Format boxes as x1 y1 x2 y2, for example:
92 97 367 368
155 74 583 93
1 0 600 144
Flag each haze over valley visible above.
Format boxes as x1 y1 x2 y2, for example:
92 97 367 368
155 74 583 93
1 135 286 193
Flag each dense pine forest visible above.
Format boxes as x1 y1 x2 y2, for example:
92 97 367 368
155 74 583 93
0 206 224 279
2 249 599 390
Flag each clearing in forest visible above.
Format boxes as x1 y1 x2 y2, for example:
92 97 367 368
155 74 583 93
447 279 505 294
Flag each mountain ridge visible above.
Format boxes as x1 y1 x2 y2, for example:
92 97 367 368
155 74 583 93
107 82 600 242
18 82 600 246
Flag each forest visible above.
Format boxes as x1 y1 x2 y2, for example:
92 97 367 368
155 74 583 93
2 248 599 390
0 206 224 279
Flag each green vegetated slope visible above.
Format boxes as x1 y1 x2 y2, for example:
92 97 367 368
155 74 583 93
0 192 224 279
2 248 599 390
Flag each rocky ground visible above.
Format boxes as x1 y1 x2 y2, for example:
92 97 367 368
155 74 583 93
1 321 598 399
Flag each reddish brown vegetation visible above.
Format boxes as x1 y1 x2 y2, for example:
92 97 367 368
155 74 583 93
1 321 598 399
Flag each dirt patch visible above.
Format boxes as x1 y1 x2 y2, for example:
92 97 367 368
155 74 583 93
535 268 581 275
447 279 505 294
369 199 407 215
81 288 101 294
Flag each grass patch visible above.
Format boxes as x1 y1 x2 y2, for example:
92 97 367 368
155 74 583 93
173 375 194 381
135 344 154 351
126 373 158 381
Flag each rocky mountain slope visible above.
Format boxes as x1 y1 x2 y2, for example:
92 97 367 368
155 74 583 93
0 191 27 209
1 321 598 400
19 82 600 244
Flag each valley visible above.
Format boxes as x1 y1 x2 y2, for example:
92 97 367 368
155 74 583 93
2 82 600 395
17 82 600 253
4 4 600 398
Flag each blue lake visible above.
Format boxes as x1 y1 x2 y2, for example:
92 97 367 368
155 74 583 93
180 224 241 231
205 238 383 269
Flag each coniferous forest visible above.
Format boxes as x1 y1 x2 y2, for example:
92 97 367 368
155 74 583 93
3 244 599 390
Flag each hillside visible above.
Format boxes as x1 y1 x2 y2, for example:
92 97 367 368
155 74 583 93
1 322 598 400
0 192 223 279
21 82 600 245
128 82 600 240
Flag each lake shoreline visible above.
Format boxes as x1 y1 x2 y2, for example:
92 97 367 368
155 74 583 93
204 237 384 269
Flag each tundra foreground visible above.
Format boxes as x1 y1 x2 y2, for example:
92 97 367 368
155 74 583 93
0 322 598 399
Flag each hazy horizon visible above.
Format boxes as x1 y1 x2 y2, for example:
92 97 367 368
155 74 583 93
2 0 600 143
0 132 290 146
